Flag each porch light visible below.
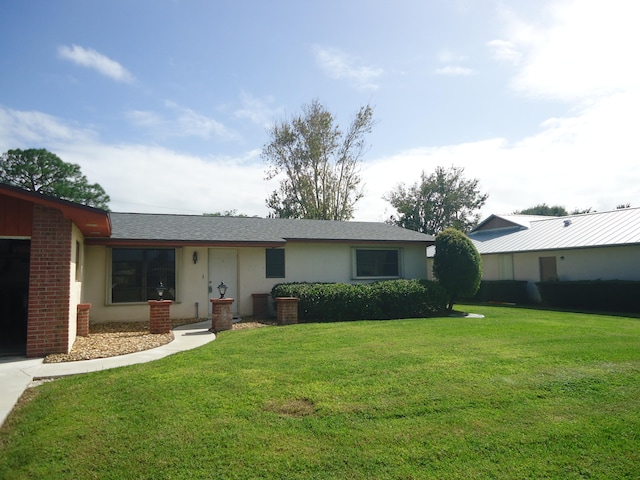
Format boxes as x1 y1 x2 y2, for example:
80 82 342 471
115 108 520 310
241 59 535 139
156 282 167 300
217 281 228 298
193 251 198 264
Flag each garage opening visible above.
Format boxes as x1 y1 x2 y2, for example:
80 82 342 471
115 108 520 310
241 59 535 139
0 239 30 356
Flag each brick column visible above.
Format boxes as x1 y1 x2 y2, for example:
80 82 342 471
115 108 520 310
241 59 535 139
148 300 172 334
211 298 234 332
276 297 299 325
76 303 91 337
27 205 73 357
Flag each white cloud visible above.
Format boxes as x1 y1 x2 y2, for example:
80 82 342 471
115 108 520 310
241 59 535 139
435 49 474 76
234 91 283 129
357 87 640 222
313 45 383 91
486 39 521 64
65 144 268 215
126 102 239 141
0 106 97 147
0 106 270 216
434 66 474 76
58 44 134 83
490 0 640 101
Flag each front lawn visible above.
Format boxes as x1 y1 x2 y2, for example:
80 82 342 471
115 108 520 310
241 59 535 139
1 306 639 479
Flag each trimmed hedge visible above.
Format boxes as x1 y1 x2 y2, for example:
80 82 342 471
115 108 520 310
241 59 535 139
536 280 640 313
466 280 530 304
271 279 448 322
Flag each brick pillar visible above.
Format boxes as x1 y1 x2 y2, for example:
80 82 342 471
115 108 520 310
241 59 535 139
148 300 172 334
211 298 234 332
276 297 299 326
76 303 91 337
252 293 270 319
27 205 73 357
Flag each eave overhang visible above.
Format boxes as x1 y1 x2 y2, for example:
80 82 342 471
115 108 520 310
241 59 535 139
0 183 111 237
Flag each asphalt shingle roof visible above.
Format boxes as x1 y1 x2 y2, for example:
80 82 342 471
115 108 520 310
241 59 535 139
107 213 434 245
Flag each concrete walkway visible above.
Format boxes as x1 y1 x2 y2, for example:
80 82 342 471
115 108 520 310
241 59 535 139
0 320 215 428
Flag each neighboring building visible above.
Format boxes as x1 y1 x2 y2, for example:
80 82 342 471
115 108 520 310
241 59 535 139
0 183 434 357
427 209 640 301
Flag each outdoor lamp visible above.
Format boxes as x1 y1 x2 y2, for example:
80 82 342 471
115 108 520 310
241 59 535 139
217 281 228 298
156 281 167 300
192 251 198 264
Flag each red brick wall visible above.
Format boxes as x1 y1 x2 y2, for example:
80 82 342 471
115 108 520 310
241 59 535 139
148 300 172 334
26 205 73 357
76 303 91 337
276 297 299 325
211 298 234 332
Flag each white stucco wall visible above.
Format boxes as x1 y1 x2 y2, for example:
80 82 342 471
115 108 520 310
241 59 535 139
84 242 429 322
479 246 640 283
478 245 640 302
68 224 84 348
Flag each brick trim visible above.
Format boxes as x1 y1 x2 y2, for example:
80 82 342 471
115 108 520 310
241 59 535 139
76 303 91 337
148 300 172 334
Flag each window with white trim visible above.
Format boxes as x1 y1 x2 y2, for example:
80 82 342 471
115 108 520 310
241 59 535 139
354 248 401 278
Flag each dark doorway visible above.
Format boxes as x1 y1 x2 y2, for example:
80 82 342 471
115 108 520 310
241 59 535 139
539 256 558 282
0 239 30 356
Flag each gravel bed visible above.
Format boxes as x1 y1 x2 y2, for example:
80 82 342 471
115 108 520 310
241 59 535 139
44 319 274 364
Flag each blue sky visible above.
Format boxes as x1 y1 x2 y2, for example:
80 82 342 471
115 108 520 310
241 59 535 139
1 0 638 221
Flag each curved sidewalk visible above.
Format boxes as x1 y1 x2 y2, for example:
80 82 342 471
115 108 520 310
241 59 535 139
0 320 215 428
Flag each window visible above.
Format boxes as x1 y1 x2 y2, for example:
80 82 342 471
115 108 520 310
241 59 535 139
75 241 81 281
354 249 400 278
266 248 285 278
111 248 176 303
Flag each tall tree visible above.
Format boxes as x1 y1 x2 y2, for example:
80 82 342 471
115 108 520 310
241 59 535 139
515 204 568 216
514 204 593 216
0 148 110 209
262 99 374 220
384 165 488 235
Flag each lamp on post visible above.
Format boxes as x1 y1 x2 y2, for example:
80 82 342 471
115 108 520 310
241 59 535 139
217 281 228 299
155 281 167 300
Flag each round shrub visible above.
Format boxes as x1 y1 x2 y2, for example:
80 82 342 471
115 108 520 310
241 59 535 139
432 227 482 310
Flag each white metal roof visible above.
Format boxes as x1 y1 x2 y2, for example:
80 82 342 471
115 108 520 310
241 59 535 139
468 208 640 254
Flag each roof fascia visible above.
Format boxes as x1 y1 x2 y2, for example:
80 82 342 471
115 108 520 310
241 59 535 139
0 183 111 237
85 239 287 247
284 238 434 246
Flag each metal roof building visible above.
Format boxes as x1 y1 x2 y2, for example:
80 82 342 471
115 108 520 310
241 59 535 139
468 208 640 254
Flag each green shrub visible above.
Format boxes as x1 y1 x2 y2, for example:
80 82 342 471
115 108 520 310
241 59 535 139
432 227 482 310
464 280 531 304
536 280 640 313
271 279 447 322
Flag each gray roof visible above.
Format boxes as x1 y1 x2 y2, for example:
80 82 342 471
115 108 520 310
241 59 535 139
466 208 640 255
105 213 434 245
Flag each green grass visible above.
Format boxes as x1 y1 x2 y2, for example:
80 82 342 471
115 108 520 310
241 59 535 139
1 305 639 479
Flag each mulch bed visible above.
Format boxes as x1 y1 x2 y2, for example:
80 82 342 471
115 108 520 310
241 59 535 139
43 318 274 364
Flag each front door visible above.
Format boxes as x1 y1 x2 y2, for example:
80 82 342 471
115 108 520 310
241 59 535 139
539 256 558 282
208 248 238 316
